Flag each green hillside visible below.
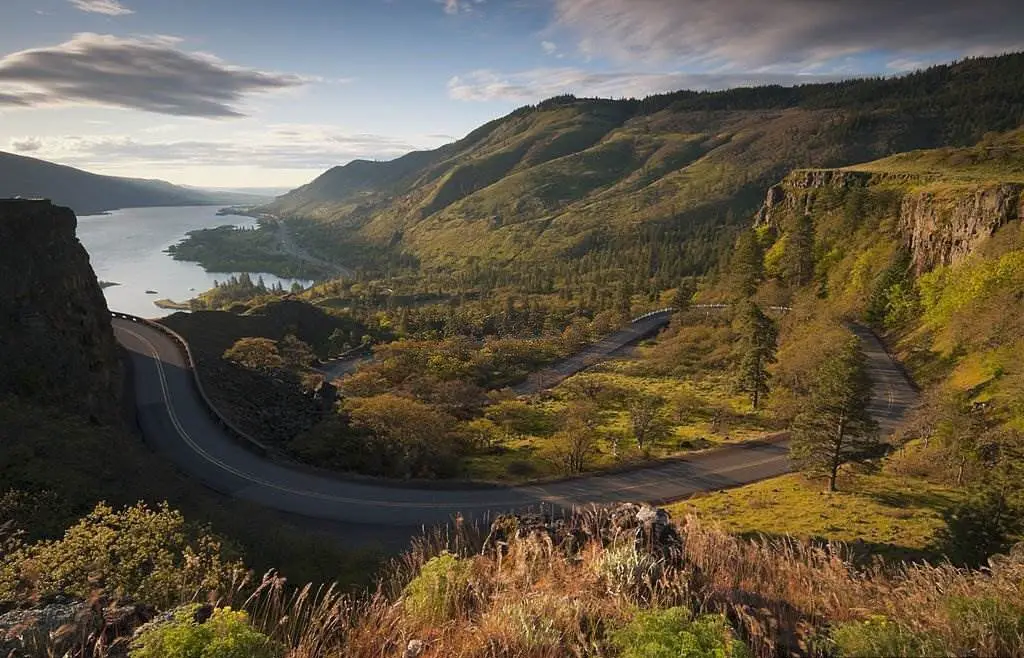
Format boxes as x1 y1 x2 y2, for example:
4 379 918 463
264 54 1024 281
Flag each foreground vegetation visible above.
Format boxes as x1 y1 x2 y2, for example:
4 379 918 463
3 503 1022 657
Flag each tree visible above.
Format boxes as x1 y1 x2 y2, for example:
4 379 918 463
628 393 670 455
278 334 316 369
790 334 879 492
223 337 284 372
346 394 459 478
735 302 778 410
672 277 697 311
555 401 602 474
780 213 815 286
730 231 764 298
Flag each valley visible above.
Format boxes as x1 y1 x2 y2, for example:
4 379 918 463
3 46 1024 658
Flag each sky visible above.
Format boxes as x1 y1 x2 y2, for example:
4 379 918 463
0 0 1021 189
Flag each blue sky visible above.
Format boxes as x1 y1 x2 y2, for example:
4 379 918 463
0 0 1020 189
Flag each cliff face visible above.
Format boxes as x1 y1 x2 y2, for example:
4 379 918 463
0 199 122 423
898 184 1024 272
756 170 1024 273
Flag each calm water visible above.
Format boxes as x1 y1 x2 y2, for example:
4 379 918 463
77 206 311 318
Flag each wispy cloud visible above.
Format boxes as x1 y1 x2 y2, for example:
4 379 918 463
553 0 1024 68
0 33 306 118
448 67 849 102
7 126 451 172
68 0 134 16
440 0 484 15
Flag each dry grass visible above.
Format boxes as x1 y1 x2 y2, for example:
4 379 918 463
15 513 1024 658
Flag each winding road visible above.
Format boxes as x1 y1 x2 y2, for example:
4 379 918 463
113 312 918 528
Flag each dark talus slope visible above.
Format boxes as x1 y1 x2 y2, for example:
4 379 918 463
0 199 122 423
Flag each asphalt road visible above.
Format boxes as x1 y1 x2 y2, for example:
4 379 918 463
113 316 918 528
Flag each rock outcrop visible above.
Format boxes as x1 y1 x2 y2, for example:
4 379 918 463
755 170 1024 273
898 183 1024 273
0 199 122 423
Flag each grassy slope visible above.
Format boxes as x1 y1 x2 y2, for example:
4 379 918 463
687 130 1024 555
266 54 1024 273
669 473 961 561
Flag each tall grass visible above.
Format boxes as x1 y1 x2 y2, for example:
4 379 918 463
12 514 1023 657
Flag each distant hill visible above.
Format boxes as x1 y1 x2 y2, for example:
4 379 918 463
0 150 265 216
264 53 1024 278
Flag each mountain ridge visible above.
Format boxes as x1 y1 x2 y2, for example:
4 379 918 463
261 53 1024 277
0 150 265 216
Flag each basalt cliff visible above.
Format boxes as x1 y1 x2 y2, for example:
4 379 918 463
0 199 122 423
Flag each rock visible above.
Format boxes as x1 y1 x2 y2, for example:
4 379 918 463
752 169 1024 275
0 199 123 424
483 503 684 563
0 599 154 658
404 638 426 657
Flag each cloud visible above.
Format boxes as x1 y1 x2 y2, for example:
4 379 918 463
542 41 558 55
553 0 1024 68
8 126 451 172
448 68 849 102
10 137 42 152
440 0 484 15
0 33 305 118
69 0 133 15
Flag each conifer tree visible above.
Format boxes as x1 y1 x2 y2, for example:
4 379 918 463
790 333 879 491
736 302 777 410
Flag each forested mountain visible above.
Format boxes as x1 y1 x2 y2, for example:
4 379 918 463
265 53 1024 283
0 150 263 216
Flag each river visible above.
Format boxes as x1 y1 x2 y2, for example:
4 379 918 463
77 205 311 318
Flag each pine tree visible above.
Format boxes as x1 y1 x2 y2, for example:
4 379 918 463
736 302 777 410
731 231 763 298
790 333 880 491
781 213 815 286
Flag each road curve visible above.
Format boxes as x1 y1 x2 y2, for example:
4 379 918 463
113 316 916 527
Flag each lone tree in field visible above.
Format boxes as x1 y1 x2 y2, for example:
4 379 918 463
628 393 669 456
736 302 778 410
791 334 879 492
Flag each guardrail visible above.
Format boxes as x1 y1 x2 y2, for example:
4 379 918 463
111 311 274 458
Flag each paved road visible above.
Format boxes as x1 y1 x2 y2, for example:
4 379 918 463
113 316 917 528
512 311 674 395
271 219 354 278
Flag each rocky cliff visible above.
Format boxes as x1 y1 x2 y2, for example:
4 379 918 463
0 199 122 423
755 170 1024 273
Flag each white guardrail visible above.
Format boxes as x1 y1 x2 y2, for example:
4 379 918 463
111 312 274 458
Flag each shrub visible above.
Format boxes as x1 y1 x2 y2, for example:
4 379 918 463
830 616 945 657
131 605 281 658
0 503 243 608
598 545 667 604
402 552 473 626
611 607 750 658
946 596 1024 656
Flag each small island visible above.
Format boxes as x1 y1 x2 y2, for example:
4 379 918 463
154 298 191 311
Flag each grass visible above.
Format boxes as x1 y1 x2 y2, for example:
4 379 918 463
17 510 1024 657
668 472 963 561
459 352 778 484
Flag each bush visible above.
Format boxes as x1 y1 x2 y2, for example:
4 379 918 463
612 607 749 658
131 605 281 658
402 552 474 626
598 545 667 604
0 503 243 608
946 596 1024 656
830 616 945 657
